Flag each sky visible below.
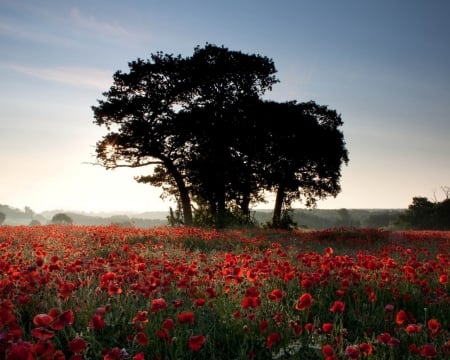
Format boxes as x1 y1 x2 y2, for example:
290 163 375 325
1 0 450 214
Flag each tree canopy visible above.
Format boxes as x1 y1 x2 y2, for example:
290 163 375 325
397 195 450 230
92 44 348 228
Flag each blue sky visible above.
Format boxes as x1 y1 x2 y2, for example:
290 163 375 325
1 0 449 213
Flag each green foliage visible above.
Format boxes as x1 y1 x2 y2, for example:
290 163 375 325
51 213 73 225
397 196 450 230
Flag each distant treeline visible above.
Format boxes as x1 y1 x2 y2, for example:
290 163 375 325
253 208 404 230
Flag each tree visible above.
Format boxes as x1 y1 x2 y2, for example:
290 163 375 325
51 213 73 225
245 100 348 227
0 212 5 225
93 44 278 226
397 196 450 230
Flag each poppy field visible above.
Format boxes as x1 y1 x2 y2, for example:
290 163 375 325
0 225 448 359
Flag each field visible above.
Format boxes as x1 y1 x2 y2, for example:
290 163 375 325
0 226 448 359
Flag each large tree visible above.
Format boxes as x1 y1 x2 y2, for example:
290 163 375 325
92 44 277 225
245 100 349 226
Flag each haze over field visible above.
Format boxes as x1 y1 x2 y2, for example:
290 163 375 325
1 0 449 213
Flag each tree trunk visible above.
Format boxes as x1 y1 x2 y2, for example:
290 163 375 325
272 184 285 227
164 159 193 226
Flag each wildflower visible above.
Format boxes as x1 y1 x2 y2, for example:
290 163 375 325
136 332 148 346
345 345 359 359
427 318 441 337
359 342 373 356
395 309 408 325
68 337 88 353
439 274 448 284
188 335 206 351
330 300 345 313
295 293 313 311
266 332 281 349
33 313 53 327
405 324 422 334
322 344 334 357
133 353 145 360
151 298 167 313
177 311 195 325
322 322 333 334
267 288 285 302
89 314 106 330
419 344 437 358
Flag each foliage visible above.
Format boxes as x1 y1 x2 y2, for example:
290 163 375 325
0 212 5 225
51 213 73 225
397 197 450 230
0 225 448 359
92 44 348 228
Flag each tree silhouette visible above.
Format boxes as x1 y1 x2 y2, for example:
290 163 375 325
93 44 277 226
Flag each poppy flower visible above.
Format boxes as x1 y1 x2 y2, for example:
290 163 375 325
132 310 149 324
344 345 359 359
88 314 106 330
162 317 175 330
395 310 407 325
51 309 74 330
177 311 195 324
329 300 345 313
419 344 437 358
68 337 87 353
136 332 149 346
31 327 55 340
427 318 441 336
359 343 373 356
295 293 313 311
151 298 167 313
132 353 145 360
405 324 422 334
439 274 448 284
322 322 333 334
33 313 53 327
267 289 285 302
188 335 206 351
266 332 281 349
322 344 334 357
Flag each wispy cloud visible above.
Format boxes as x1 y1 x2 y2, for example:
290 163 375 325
69 7 131 39
0 20 77 47
8 64 112 90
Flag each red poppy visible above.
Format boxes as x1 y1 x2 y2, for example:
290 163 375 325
68 337 88 353
395 310 407 325
136 332 149 346
194 298 206 307
267 289 285 302
359 342 373 356
322 322 333 333
162 317 175 330
151 298 167 313
88 314 106 330
31 327 55 340
419 344 437 358
427 318 441 336
295 293 313 311
266 332 281 349
33 313 53 327
345 345 359 359
177 311 195 325
51 309 74 330
329 300 345 313
132 353 145 360
241 296 261 309
188 335 206 351
439 274 448 284
405 324 422 334
322 344 334 356
132 310 149 324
